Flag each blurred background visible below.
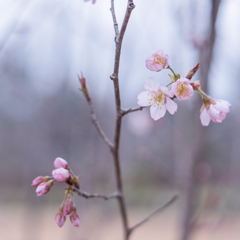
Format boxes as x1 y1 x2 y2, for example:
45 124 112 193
0 0 240 239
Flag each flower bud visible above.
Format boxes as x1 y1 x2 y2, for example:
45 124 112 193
52 168 70 182
36 180 54 196
55 209 66 228
190 80 201 90
63 195 73 215
70 208 80 227
186 62 199 80
31 176 51 187
54 157 68 169
78 73 90 101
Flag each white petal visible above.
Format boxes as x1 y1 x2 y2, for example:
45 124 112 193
144 77 160 92
137 91 155 106
150 103 166 120
166 97 178 114
200 108 211 126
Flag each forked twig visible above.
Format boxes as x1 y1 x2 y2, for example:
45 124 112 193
127 195 178 236
121 106 145 116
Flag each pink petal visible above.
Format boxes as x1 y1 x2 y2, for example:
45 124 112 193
144 77 160 92
200 108 211 126
137 91 156 106
165 97 178 114
150 103 166 120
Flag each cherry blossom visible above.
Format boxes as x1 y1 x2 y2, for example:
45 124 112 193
31 176 51 187
55 210 66 228
52 168 70 182
146 50 169 72
171 77 194 101
54 157 68 169
137 77 177 120
36 181 53 196
70 208 80 227
200 99 231 126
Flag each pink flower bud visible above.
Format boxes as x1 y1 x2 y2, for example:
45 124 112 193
31 176 51 187
55 210 66 228
63 197 73 215
145 50 169 72
36 181 53 196
171 77 194 101
52 168 70 182
54 157 68 169
70 209 80 227
185 62 199 80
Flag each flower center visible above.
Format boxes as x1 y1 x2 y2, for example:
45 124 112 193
147 92 166 109
177 83 190 97
151 54 166 66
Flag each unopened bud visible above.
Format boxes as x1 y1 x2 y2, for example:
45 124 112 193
31 176 52 187
52 168 70 182
190 80 201 90
54 157 68 169
63 196 73 215
70 208 80 227
55 209 66 227
78 73 90 101
186 62 199 80
36 180 54 196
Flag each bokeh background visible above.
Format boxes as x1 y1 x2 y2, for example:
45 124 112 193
1 0 240 239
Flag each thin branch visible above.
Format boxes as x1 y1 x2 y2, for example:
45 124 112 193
127 195 178 237
110 0 119 38
88 100 114 151
110 1 136 239
74 187 122 200
121 106 145 116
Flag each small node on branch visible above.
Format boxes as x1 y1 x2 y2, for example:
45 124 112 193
128 3 135 9
110 74 117 80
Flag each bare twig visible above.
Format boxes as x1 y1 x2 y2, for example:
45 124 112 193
110 1 135 239
127 195 178 237
87 100 114 151
74 187 121 200
110 0 119 38
121 106 145 116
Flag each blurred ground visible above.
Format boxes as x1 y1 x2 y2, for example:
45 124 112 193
1 186 240 240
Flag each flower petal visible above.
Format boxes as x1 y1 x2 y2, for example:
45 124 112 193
150 103 166 120
137 91 156 106
200 107 211 126
144 77 160 92
166 97 178 114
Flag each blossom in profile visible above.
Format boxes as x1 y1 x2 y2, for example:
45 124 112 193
137 77 177 120
54 157 68 169
36 181 54 196
146 50 169 72
200 99 231 126
52 168 70 182
70 208 80 227
55 209 66 228
171 77 194 101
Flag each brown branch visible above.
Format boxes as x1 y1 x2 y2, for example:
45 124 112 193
74 187 121 200
110 1 135 239
127 195 178 237
110 0 119 39
88 99 114 151
121 106 145 116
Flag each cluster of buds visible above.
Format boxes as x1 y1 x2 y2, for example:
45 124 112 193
137 49 231 126
31 157 80 227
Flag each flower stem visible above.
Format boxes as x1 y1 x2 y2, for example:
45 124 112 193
168 66 178 79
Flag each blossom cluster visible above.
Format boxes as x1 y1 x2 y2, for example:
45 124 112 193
31 157 80 227
138 49 231 126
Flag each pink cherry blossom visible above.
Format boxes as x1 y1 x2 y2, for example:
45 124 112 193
52 168 70 182
137 77 177 120
200 99 231 126
55 210 66 228
36 181 53 196
146 50 169 72
31 176 51 187
70 209 80 227
171 77 194 101
54 157 68 169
